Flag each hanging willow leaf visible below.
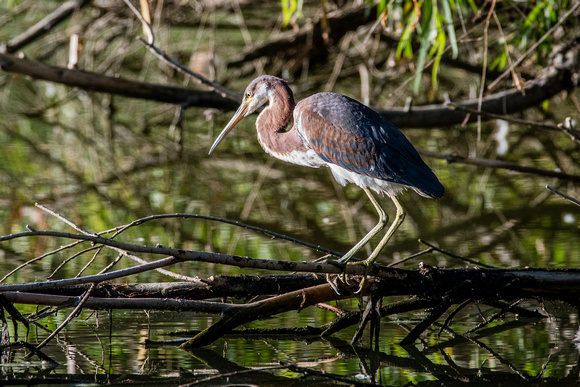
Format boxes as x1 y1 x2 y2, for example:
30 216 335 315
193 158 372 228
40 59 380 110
429 15 446 90
396 6 420 59
281 0 303 27
413 0 434 93
440 0 458 59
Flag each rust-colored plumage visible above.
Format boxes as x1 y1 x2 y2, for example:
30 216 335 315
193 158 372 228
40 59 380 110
210 75 444 272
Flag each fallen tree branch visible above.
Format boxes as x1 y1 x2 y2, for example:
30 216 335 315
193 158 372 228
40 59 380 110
181 282 358 348
4 274 326 300
4 264 580 348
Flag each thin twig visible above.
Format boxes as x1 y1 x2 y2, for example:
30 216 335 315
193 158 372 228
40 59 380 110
123 0 153 43
446 102 580 144
418 240 495 268
387 248 434 267
477 0 497 142
1 0 90 54
48 245 102 279
38 204 198 282
109 213 344 258
0 254 180 292
123 0 239 102
439 299 472 338
0 239 84 283
0 341 58 365
547 185 580 207
30 282 96 354
464 298 525 335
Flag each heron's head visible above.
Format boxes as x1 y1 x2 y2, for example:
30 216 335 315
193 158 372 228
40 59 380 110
209 76 278 154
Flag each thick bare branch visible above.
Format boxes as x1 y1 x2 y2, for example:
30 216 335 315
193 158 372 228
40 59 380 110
382 66 575 128
0 53 239 110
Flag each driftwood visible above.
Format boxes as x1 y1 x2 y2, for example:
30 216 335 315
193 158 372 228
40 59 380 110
0 179 577 354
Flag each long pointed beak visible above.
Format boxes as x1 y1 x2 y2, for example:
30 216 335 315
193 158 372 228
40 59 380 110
209 98 251 154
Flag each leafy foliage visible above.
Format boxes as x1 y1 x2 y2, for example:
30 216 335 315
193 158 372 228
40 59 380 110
280 0 576 93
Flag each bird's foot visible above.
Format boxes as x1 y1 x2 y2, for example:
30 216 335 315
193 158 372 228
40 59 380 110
354 260 377 294
326 258 352 285
326 258 371 294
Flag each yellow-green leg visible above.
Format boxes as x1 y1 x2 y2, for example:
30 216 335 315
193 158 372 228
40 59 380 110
356 194 405 291
337 187 389 265
363 193 406 267
332 189 406 292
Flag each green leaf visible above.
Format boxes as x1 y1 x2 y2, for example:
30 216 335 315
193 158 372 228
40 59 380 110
414 12 434 93
280 0 303 27
542 99 549 111
440 0 458 58
431 19 446 90
490 50 507 70
396 7 418 59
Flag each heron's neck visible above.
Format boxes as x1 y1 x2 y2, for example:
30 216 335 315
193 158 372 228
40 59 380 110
258 92 295 133
256 92 308 158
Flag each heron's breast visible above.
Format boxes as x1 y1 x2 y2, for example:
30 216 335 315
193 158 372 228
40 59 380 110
257 129 326 168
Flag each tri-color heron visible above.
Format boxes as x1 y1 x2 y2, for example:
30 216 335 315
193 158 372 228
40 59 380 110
209 75 444 276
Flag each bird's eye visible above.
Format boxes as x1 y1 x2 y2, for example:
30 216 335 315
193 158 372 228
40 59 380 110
246 92 252 97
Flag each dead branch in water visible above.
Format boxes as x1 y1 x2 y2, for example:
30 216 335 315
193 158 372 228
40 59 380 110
2 202 580 352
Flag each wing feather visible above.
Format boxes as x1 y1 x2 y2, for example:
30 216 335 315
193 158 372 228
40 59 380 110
294 93 444 198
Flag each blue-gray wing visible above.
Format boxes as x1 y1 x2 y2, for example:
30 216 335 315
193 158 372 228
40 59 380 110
294 92 444 198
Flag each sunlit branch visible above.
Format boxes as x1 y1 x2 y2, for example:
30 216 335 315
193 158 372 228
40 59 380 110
419 149 580 183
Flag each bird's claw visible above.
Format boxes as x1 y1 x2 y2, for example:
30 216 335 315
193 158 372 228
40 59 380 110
326 259 352 285
355 261 376 294
325 258 374 294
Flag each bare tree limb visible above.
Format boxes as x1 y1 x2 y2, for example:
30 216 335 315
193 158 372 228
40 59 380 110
419 149 580 182
0 53 239 110
446 102 580 144
382 66 575 128
0 0 90 54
